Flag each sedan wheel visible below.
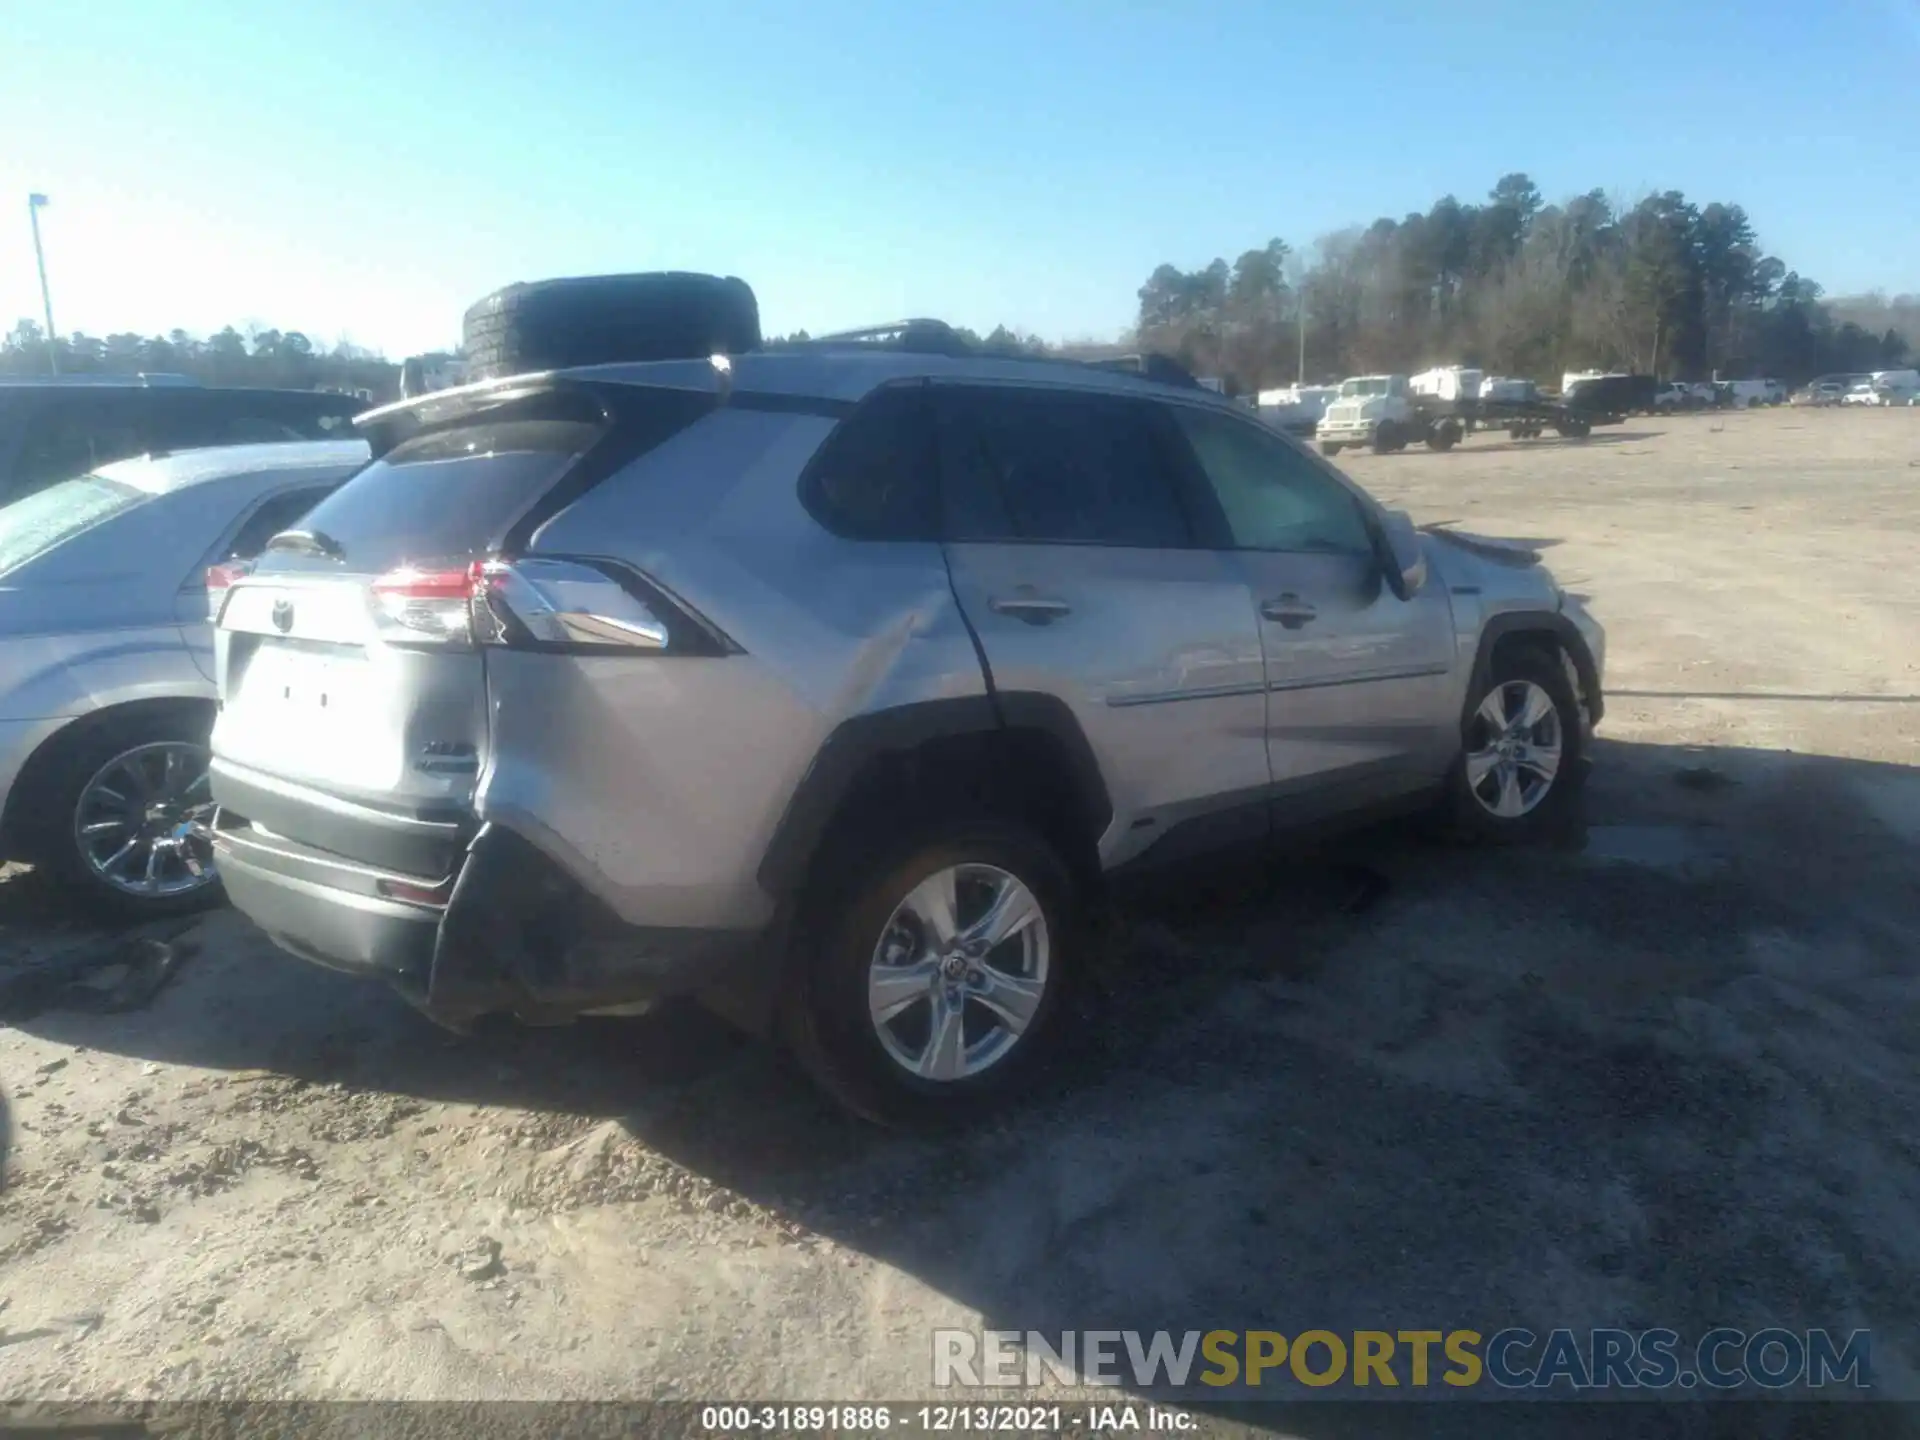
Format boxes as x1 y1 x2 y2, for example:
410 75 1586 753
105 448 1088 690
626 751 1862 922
74 741 219 899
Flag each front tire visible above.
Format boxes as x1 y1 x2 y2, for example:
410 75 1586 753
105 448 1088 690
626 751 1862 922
784 823 1079 1127
1449 647 1585 843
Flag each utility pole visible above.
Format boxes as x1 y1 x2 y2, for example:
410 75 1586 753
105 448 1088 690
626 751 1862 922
1297 292 1307 386
27 194 58 374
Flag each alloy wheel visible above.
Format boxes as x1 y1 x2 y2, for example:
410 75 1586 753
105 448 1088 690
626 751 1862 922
73 741 219 898
1465 680 1564 819
866 863 1050 1083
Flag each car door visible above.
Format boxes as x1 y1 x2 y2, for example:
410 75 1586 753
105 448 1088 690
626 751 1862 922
933 382 1271 869
1163 403 1459 821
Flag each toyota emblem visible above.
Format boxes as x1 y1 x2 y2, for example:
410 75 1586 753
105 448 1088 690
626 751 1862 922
271 598 294 634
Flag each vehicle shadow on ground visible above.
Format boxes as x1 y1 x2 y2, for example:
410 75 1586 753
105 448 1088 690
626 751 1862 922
8 739 1920 1422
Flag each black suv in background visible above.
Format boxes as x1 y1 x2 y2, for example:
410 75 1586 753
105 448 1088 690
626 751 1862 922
0 376 365 506
1562 373 1658 418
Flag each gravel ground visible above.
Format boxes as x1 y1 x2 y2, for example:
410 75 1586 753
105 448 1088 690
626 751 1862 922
2 406 1917 1422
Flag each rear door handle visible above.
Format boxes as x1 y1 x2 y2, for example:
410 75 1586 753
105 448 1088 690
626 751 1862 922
989 595 1072 625
1260 594 1318 629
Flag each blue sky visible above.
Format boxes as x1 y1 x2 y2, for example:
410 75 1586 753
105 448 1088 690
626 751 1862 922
2 0 1916 358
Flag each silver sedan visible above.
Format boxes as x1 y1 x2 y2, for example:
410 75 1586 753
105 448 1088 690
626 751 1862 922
0 440 367 916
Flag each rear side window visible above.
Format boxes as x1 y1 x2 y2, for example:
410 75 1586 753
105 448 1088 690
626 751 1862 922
932 387 1194 548
271 418 602 573
799 385 938 541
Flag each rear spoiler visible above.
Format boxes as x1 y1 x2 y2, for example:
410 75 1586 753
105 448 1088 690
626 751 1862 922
367 370 712 459
353 359 745 458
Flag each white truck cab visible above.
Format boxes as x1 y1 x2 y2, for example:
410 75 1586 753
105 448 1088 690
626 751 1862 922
1317 375 1416 455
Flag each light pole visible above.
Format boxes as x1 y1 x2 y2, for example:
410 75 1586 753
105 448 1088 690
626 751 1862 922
28 193 58 374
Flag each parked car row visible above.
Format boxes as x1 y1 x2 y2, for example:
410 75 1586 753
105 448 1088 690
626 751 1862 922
0 273 1607 1125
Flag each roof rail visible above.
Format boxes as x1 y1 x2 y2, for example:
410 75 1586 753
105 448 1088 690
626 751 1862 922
785 322 1206 393
801 319 978 358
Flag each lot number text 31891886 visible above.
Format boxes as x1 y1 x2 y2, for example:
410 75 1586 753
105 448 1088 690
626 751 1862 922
700 1404 1191 1432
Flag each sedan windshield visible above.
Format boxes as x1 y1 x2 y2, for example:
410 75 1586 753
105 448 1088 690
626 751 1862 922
0 474 149 577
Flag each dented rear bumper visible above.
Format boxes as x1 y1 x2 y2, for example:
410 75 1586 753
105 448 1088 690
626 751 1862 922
212 806 769 1029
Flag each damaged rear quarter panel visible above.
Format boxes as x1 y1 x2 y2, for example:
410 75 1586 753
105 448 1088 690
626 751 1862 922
480 406 987 931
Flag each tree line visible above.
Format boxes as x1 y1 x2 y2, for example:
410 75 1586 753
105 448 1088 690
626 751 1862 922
0 319 398 398
1128 175 1913 393
7 175 1911 398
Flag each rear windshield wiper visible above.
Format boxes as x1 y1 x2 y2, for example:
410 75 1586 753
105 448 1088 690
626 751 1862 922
265 527 345 560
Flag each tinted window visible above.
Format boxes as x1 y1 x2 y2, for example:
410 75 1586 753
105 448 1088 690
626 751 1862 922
152 391 358 450
801 386 938 541
225 485 340 561
934 387 1193 547
12 393 161 494
1171 407 1374 555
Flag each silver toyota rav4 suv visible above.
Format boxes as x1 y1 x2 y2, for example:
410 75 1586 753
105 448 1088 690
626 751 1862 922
208 326 1604 1124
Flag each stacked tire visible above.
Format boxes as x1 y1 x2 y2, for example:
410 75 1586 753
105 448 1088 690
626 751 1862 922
461 272 762 381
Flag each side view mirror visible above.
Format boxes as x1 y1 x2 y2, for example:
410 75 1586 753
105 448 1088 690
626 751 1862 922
1378 508 1427 599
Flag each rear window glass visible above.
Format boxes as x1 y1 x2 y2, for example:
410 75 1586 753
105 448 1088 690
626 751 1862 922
0 475 149 576
266 418 604 573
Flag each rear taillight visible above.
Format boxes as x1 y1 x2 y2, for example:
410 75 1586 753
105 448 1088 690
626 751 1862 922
369 564 485 646
367 558 723 654
206 560 251 623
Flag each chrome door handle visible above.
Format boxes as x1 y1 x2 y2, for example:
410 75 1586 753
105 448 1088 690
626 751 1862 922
1261 594 1318 629
989 595 1072 625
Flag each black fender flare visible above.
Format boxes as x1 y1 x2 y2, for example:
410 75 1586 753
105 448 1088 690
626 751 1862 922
753 691 1110 904
1465 611 1604 726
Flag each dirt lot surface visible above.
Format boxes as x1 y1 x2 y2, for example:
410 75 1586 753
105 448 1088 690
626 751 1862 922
3 407 1918 1418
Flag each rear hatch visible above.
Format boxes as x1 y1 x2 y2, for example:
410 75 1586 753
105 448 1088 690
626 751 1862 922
209 384 708 874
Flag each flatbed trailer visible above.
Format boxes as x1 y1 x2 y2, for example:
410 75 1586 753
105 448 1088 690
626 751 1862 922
1438 394 1621 441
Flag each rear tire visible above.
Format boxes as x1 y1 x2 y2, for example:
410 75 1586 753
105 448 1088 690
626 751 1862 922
1448 647 1585 845
462 272 761 380
20 708 223 921
783 822 1079 1128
